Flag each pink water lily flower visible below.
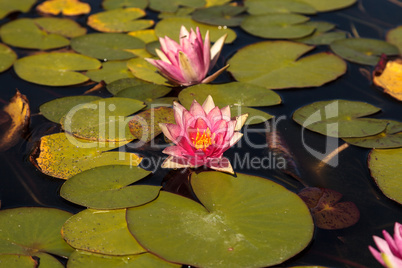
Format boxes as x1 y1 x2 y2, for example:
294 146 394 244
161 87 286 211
159 95 248 174
369 222 402 268
145 26 228 86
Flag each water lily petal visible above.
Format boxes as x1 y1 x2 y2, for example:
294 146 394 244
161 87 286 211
207 157 234 174
234 113 249 131
189 99 207 118
202 95 215 115
201 64 230 84
229 132 243 147
178 51 200 84
207 106 222 126
162 145 187 157
162 155 192 169
369 246 386 266
155 48 171 64
145 58 185 84
210 33 227 71
221 105 231 120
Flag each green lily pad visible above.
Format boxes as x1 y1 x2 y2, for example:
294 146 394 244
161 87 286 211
60 97 145 142
145 97 178 107
0 43 17 73
191 5 246 27
158 7 195 19
241 14 315 39
0 207 73 257
293 100 387 138
71 33 145 61
88 8 154 33
128 29 158 43
228 41 346 89
155 17 236 44
205 0 230 6
127 172 313 267
0 255 37 268
33 17 87 38
14 52 101 86
245 0 316 15
233 106 274 125
368 148 402 204
297 0 356 12
60 165 159 209
127 57 170 85
62 209 145 255
330 38 399 65
106 77 163 95
67 250 180 268
343 120 402 148
86 60 135 84
32 133 141 179
0 18 70 50
102 0 148 10
149 0 205 13
386 26 402 55
0 0 36 19
115 84 171 101
295 21 346 45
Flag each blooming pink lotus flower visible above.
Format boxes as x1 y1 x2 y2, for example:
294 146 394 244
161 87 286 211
369 222 402 268
145 26 228 86
159 95 247 174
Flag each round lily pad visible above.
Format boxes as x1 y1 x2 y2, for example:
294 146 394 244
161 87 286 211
330 38 399 65
102 0 149 10
293 100 387 138
297 0 356 12
34 17 87 38
0 0 36 19
127 172 314 267
368 148 402 204
241 14 315 39
60 165 159 209
71 33 145 61
62 209 145 255
14 52 101 86
245 0 316 15
36 0 91 16
191 5 246 27
0 43 17 73
149 0 205 13
387 26 402 54
86 60 135 84
228 41 346 89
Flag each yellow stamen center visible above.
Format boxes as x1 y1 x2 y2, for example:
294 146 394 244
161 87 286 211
192 128 213 151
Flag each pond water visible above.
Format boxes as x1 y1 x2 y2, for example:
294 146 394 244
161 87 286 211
0 0 401 267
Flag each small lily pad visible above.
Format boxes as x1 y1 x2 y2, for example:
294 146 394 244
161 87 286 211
14 52 101 86
245 0 316 15
0 43 17 73
368 148 402 204
149 0 205 13
0 0 36 19
36 0 91 15
62 209 145 255
297 0 356 12
127 57 170 85
115 84 171 101
293 100 387 138
191 5 246 27
71 33 145 61
102 0 148 10
330 38 399 65
34 17 87 38
86 60 135 84
88 8 154 33
60 165 159 209
387 26 402 54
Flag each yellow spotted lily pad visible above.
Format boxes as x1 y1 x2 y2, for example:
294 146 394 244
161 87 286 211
36 0 91 15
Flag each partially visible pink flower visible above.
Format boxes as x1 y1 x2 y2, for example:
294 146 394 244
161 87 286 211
159 95 247 174
145 26 228 86
369 222 402 268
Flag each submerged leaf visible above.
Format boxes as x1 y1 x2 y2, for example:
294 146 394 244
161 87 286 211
36 0 91 15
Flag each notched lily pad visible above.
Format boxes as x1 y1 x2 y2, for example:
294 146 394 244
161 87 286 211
36 0 91 16
191 5 246 27
0 0 36 19
373 57 402 101
86 60 135 84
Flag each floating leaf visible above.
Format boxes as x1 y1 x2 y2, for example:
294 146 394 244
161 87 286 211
145 97 178 107
0 90 30 152
297 0 356 12
298 187 360 230
228 41 346 89
241 14 315 39
373 58 402 101
88 8 154 33
34 17 87 38
343 120 402 148
106 77 162 95
102 0 148 10
149 0 205 13
191 5 246 27
295 21 346 45
205 0 230 7
293 100 387 138
62 209 145 255
60 165 159 209
127 172 313 267
154 17 236 44
86 60 135 84
36 0 90 15
115 84 171 101
0 0 36 19
368 148 402 204
387 26 402 54
67 250 180 267
330 38 399 65
0 255 37 267
0 43 17 72
60 97 145 142
127 57 170 85
128 29 158 43
32 133 141 179
245 0 316 15
14 52 101 86
71 33 145 61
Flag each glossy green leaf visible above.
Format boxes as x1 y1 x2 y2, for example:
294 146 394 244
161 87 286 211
343 120 402 148
60 165 159 209
0 207 73 257
0 255 37 268
293 100 387 138
297 0 356 12
0 43 17 73
228 41 346 89
149 0 205 13
368 148 402 204
86 60 135 84
330 38 399 65
102 0 148 10
191 5 246 27
155 17 236 44
62 209 145 255
60 97 145 142
0 0 36 19
245 0 316 15
67 250 180 268
127 57 170 85
14 52 101 86
33 133 141 179
88 8 154 33
241 14 315 39
115 84 171 101
127 172 313 267
33 17 87 38
387 26 402 54
71 33 145 61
